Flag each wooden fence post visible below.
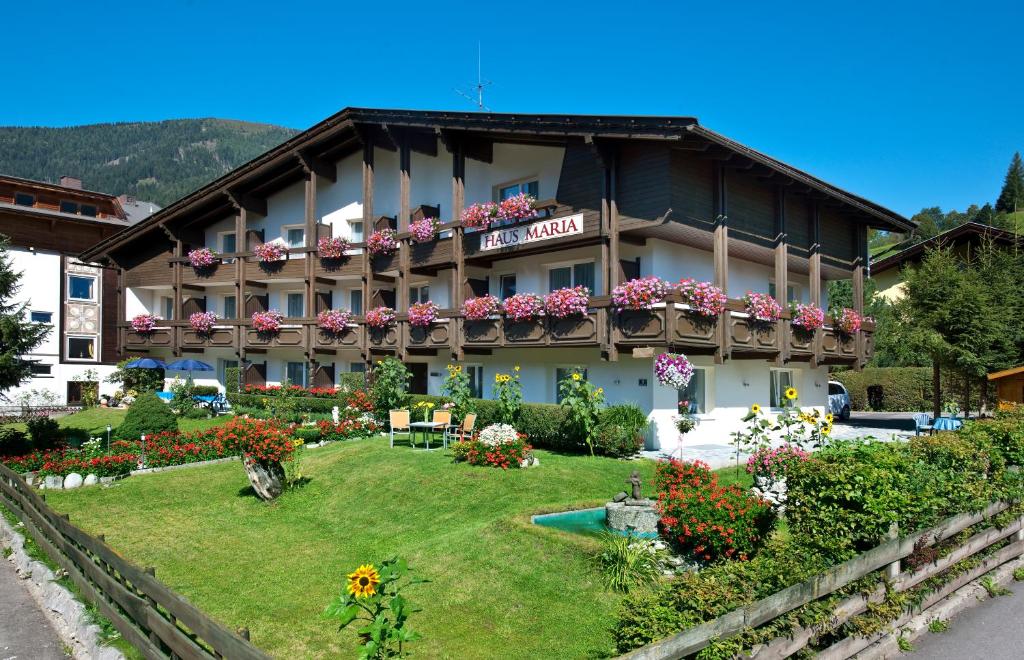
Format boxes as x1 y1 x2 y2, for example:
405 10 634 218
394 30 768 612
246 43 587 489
885 523 900 579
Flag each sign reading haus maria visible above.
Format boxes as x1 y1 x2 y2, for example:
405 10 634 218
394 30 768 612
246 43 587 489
479 213 584 251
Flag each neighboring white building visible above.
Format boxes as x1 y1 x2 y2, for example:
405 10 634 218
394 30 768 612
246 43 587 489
80 109 912 452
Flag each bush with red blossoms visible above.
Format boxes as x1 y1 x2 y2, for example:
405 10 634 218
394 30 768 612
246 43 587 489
742 292 782 323
461 295 500 320
496 193 536 222
789 303 825 332
318 309 352 334
408 301 439 327
677 278 728 318
254 242 287 263
317 236 351 259
187 247 218 269
365 306 396 329
190 311 218 334
832 307 862 335
251 310 284 333
655 459 775 562
366 229 398 255
502 293 545 322
215 417 296 464
464 432 532 469
461 202 498 228
409 217 441 243
543 286 590 319
346 389 374 412
130 314 161 334
611 277 671 312
316 418 381 442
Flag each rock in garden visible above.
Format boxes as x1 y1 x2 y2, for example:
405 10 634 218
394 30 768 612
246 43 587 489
83 474 98 486
612 491 628 503
43 475 64 489
243 457 285 501
63 473 84 489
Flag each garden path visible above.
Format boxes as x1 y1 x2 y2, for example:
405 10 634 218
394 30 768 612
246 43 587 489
907 582 1024 659
0 553 67 659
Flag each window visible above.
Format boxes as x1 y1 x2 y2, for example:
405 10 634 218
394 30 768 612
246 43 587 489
556 367 587 403
350 289 363 315
499 274 517 300
67 275 96 301
679 368 707 414
218 359 238 390
60 200 79 214
409 285 430 306
223 295 237 319
349 221 364 243
161 296 174 321
67 336 96 361
80 204 97 217
498 180 539 200
548 262 595 292
465 365 483 398
286 292 304 318
768 282 799 303
14 193 34 207
221 232 237 264
770 369 795 408
30 363 52 376
30 311 52 323
829 382 846 396
350 362 367 374
285 227 305 248
286 362 307 387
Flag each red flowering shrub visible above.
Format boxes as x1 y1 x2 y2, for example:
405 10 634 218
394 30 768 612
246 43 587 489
215 418 296 464
345 389 374 412
316 418 381 442
464 433 532 470
655 459 775 562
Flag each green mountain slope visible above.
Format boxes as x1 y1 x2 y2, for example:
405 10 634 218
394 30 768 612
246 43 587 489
0 119 299 207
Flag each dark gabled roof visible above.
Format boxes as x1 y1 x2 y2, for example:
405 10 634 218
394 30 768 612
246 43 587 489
80 107 912 262
871 222 1021 274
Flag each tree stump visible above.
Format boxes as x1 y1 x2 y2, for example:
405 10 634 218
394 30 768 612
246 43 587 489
243 456 285 500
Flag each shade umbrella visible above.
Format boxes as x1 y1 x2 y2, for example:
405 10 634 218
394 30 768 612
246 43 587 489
123 358 168 369
165 359 214 372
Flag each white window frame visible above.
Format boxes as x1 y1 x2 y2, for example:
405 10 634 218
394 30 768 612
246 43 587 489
498 273 517 300
160 295 174 321
223 294 237 319
347 220 365 242
30 310 53 324
493 176 540 202
218 230 238 264
769 368 797 410
65 335 97 362
67 274 97 302
409 283 431 305
282 224 306 249
284 290 305 318
348 288 364 315
285 361 308 387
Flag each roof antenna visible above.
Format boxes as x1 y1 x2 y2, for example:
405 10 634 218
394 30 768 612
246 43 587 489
455 42 492 111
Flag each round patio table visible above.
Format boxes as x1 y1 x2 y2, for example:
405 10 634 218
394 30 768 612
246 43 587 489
408 421 444 450
932 416 962 432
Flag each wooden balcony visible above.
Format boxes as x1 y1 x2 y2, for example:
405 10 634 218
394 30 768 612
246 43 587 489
245 255 306 281
180 327 237 349
409 236 454 271
122 326 175 350
180 261 235 286
821 327 858 362
463 311 604 349
244 324 306 349
313 325 364 350
314 252 365 279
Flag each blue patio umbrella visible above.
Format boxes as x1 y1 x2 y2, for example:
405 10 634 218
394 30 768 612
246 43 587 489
165 359 214 372
123 358 167 369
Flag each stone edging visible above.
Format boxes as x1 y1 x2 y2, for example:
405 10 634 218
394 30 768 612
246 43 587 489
0 513 124 660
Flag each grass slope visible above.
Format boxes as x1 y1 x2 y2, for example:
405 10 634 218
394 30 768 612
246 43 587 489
43 439 737 658
3 408 231 435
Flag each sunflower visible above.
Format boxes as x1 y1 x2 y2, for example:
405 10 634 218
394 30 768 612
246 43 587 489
750 403 762 414
822 422 833 436
571 373 582 381
784 387 798 401
825 413 834 424
347 564 380 598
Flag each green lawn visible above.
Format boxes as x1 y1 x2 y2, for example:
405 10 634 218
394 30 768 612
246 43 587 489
41 439 748 658
2 407 232 435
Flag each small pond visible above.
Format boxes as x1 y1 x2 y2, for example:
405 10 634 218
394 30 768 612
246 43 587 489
531 507 659 539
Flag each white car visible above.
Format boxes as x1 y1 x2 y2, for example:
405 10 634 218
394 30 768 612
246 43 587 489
828 381 852 420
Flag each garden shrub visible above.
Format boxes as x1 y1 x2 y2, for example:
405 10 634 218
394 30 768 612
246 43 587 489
408 394 574 451
832 367 954 411
339 371 366 392
655 460 775 562
464 424 532 469
293 427 323 444
225 366 241 393
0 427 30 457
61 427 91 448
26 417 63 451
594 404 648 457
191 385 220 396
114 392 178 441
962 413 1024 467
370 358 410 423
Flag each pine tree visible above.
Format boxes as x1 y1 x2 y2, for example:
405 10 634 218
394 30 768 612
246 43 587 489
0 235 51 397
995 152 1024 214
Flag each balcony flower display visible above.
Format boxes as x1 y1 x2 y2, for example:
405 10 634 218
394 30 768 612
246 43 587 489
655 352 694 389
676 278 727 318
543 286 590 319
502 293 545 323
611 276 671 312
409 217 441 243
408 301 440 327
789 303 825 331
365 306 396 329
366 228 398 256
461 201 498 228
187 247 218 269
317 309 352 334
317 236 351 259
833 307 862 335
189 311 218 335
742 292 782 323
130 313 161 334
496 193 536 222
254 242 287 263
251 310 284 334
461 295 500 320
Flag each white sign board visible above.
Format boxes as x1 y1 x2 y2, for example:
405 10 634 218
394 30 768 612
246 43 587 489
478 213 584 251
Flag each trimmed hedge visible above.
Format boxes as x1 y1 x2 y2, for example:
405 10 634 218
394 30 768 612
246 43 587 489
114 392 178 440
832 367 953 411
227 392 341 414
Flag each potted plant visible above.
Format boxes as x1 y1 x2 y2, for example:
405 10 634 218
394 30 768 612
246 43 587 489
254 242 287 263
365 306 396 329
611 276 671 312
251 310 284 335
496 193 536 222
460 202 498 228
676 278 727 318
187 247 218 270
408 301 439 327
217 418 297 500
461 295 500 320
742 291 782 324
655 352 694 389
317 236 351 259
502 293 545 323
317 309 352 334
189 311 218 335
832 307 862 336
543 286 590 319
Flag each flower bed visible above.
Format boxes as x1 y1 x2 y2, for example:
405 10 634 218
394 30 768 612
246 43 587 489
742 292 782 323
315 418 381 442
367 229 398 256
461 295 500 320
676 279 727 318
365 306 396 329
409 217 441 243
189 311 218 334
612 277 671 311
460 423 532 469
255 242 287 263
502 293 545 322
251 310 284 333
130 314 160 334
789 303 825 331
461 202 498 228
317 309 352 334
187 247 218 269
408 301 439 327
543 286 590 319
317 236 351 259
746 444 809 480
832 307 862 335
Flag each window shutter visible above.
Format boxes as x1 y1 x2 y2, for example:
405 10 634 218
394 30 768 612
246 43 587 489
244 361 267 386
316 290 332 313
246 229 265 250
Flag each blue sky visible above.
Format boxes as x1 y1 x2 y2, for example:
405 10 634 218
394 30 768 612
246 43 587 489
2 0 1022 218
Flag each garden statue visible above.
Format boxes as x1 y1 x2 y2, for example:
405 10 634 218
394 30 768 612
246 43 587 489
628 469 642 500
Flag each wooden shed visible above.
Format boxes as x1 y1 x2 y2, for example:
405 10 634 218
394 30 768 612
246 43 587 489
988 365 1024 406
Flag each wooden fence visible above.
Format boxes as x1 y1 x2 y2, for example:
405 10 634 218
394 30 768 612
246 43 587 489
0 463 271 660
619 501 1024 660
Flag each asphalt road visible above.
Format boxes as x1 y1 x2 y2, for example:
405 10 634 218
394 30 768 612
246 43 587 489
909 581 1024 659
0 556 67 659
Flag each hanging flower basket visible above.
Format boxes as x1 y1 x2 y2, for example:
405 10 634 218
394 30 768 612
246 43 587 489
189 311 218 335
461 295 500 320
317 236 351 259
251 310 284 334
543 286 590 319
496 193 537 222
611 276 671 312
317 309 352 334
409 217 441 243
365 306 396 329
833 307 862 335
502 293 545 322
742 292 782 323
130 314 161 334
677 278 727 318
187 247 218 269
254 242 287 263
790 303 825 331
655 352 694 389
408 301 439 327
366 229 398 256
461 202 498 228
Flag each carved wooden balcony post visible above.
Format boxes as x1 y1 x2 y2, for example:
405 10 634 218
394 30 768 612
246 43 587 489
361 140 374 370
774 186 789 365
853 227 866 370
450 137 466 362
809 202 823 368
713 162 730 364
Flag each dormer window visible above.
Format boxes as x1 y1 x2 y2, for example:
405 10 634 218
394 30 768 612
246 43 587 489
60 200 79 214
14 193 34 207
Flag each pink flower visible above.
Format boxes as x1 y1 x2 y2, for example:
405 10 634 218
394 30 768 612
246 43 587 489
742 292 782 323
409 217 441 243
502 293 545 322
254 242 287 263
365 306 396 329
189 311 217 334
790 304 825 331
187 248 218 269
317 309 352 333
833 308 862 335
366 229 398 255
611 277 671 311
677 279 727 318
461 295 500 321
655 352 694 389
461 202 498 228
543 286 590 319
317 236 351 259
408 301 439 327
251 310 284 333
496 193 536 222
130 314 161 334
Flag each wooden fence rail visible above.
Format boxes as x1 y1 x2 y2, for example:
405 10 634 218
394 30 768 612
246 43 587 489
0 464 271 660
618 501 1024 660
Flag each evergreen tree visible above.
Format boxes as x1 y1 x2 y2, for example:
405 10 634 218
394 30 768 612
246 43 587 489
0 235 51 398
995 152 1024 214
